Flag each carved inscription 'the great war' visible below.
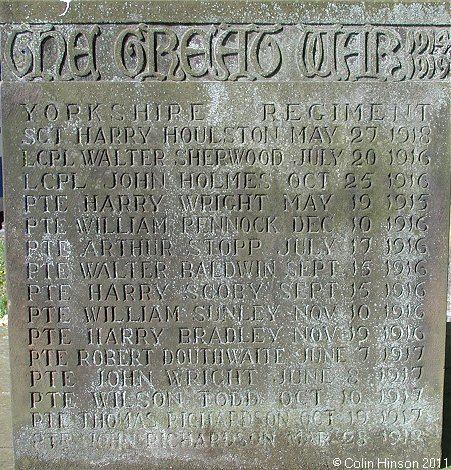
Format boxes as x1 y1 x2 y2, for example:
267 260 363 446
3 24 450 81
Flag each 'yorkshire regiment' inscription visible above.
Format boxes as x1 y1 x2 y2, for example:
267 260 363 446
2 2 450 470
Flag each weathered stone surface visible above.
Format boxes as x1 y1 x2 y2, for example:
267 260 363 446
0 2 450 469
0 326 13 470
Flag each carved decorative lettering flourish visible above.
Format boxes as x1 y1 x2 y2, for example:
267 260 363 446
297 25 450 81
114 24 283 81
5 25 100 80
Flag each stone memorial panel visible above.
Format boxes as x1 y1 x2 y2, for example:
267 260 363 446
1 1 450 469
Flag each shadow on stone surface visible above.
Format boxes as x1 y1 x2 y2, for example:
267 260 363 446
442 323 451 468
0 326 13 470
